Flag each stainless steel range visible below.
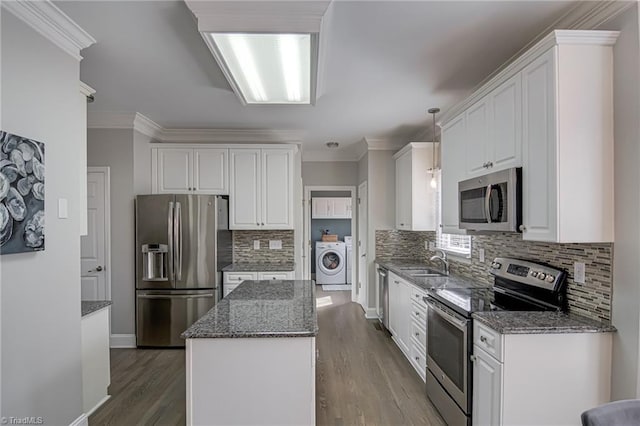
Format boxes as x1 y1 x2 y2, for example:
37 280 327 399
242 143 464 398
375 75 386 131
424 257 567 426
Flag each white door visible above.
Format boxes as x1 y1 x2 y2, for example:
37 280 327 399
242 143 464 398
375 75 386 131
357 181 368 307
522 47 557 242
473 346 503 426
395 151 412 229
262 149 293 229
156 148 193 193
229 149 261 229
193 148 228 194
466 97 490 176
491 73 522 171
441 113 466 233
81 168 110 300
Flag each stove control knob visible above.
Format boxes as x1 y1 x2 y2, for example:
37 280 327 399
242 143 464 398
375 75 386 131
545 275 555 283
531 271 538 278
492 262 502 269
538 273 547 280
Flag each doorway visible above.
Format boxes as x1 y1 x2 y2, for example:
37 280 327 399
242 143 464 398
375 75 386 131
357 181 368 309
303 186 357 302
81 167 111 301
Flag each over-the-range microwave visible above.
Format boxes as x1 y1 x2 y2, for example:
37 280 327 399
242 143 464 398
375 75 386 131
458 167 522 232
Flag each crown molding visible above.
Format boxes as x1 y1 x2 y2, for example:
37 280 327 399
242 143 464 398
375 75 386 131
2 0 96 61
79 81 96 97
364 138 404 151
87 111 305 144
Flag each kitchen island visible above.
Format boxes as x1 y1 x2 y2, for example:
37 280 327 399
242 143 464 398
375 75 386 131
182 280 318 426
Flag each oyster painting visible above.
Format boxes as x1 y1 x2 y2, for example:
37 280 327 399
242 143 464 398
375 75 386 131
0 131 44 254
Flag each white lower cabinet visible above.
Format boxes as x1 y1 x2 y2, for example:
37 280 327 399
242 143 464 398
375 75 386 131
223 271 294 298
388 272 428 382
471 321 613 426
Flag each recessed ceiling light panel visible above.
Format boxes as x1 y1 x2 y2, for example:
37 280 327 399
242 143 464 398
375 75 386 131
208 33 311 104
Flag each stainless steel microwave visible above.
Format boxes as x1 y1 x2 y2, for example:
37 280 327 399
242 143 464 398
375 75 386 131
458 167 522 232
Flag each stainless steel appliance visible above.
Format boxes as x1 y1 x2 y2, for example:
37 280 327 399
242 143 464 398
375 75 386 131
424 257 567 426
135 195 232 347
377 266 389 330
458 167 522 232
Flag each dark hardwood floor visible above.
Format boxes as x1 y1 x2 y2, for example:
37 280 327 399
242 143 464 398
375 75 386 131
90 289 445 425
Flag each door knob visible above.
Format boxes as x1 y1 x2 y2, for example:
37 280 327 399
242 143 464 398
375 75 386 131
89 265 104 272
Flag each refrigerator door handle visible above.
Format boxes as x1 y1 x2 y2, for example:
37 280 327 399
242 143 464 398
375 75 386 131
137 293 213 300
168 201 175 282
175 201 183 281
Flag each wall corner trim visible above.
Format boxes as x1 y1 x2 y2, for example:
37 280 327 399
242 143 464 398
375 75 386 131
2 0 96 61
110 333 136 348
69 413 88 426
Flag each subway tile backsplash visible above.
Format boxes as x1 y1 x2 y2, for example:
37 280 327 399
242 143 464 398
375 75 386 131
233 230 295 264
376 230 613 323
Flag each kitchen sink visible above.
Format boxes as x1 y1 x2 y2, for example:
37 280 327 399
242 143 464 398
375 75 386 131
398 268 445 277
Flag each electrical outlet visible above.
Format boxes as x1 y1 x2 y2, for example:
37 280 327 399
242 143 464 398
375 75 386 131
574 262 586 284
479 248 485 263
253 240 260 250
269 240 282 250
425 241 429 250
429 241 435 250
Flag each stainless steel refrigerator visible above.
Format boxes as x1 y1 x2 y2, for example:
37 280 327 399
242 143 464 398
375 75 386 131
135 194 232 347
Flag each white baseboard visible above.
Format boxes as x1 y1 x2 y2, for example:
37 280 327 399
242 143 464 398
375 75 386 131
86 395 111 417
110 333 136 348
69 413 88 426
364 308 379 319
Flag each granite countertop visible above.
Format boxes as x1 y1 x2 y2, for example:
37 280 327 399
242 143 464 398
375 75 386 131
182 280 317 339
375 258 490 291
81 300 112 317
473 311 617 334
222 262 296 272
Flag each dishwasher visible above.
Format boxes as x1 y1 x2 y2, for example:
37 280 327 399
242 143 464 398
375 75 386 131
377 266 389 330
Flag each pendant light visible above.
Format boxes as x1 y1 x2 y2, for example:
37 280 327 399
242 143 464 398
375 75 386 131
428 107 440 189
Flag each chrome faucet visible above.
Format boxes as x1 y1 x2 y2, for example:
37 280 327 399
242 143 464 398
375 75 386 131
430 249 450 276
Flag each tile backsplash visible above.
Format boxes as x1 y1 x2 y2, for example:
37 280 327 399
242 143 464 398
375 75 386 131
376 230 613 323
233 230 295 264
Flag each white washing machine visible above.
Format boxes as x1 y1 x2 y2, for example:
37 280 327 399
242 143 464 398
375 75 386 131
345 237 353 284
316 242 347 285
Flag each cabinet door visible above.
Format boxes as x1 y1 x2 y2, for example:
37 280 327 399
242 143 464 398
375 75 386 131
491 74 522 171
193 148 228 194
156 148 193 193
262 149 294 229
465 98 490 176
441 114 467 234
395 151 412 229
331 198 351 219
312 198 330 219
229 149 261 229
473 346 503 426
522 48 557 242
388 273 401 337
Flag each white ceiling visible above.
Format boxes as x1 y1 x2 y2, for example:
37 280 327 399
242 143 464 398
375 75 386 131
58 0 576 157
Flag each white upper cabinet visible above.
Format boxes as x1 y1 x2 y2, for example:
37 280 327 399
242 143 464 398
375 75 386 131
229 147 294 230
394 143 437 231
312 198 352 219
440 30 617 243
153 147 228 194
441 116 467 235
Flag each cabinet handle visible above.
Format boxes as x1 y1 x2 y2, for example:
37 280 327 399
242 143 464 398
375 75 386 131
415 356 420 361
519 225 526 232
415 294 420 298
480 335 487 343
415 312 420 316
415 332 420 336
262 222 265 226
482 162 487 168
470 355 477 362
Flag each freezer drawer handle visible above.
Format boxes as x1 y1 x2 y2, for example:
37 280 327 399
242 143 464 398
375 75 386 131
138 294 213 299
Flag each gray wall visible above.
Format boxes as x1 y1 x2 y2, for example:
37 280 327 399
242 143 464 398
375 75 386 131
1 12 84 424
598 4 640 400
87 129 136 335
302 161 359 186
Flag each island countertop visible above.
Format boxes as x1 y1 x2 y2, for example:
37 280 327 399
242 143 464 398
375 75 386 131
181 280 318 339
81 300 112 317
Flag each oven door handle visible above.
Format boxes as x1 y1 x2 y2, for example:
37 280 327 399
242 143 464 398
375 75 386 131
424 298 468 330
485 184 492 224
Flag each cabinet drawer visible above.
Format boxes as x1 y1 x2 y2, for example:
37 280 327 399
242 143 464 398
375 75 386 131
410 302 427 325
474 320 503 362
410 338 427 382
257 272 292 281
223 272 258 284
410 286 428 305
411 319 427 350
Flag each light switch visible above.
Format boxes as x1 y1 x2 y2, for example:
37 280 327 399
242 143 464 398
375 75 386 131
429 242 435 250
58 198 68 219
269 240 282 250
253 240 260 250
574 262 586 284
479 249 485 263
